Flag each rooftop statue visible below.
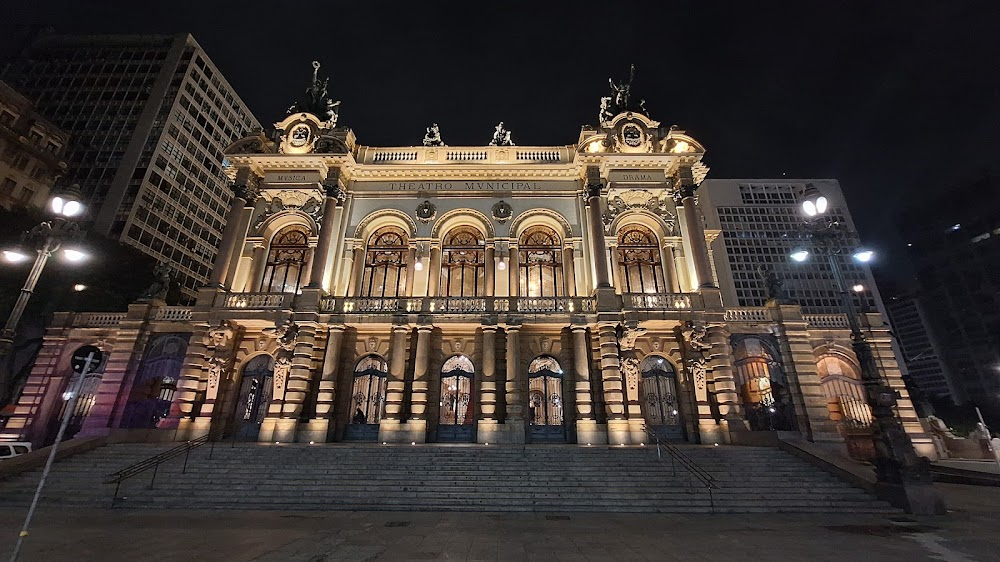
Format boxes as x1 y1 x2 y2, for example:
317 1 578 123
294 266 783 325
489 121 514 146
423 123 445 146
599 64 649 123
287 61 342 127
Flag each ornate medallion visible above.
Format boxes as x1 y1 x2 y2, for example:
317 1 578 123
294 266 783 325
492 200 513 223
415 200 437 223
289 124 311 148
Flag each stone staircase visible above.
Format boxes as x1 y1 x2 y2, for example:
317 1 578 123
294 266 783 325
0 442 896 513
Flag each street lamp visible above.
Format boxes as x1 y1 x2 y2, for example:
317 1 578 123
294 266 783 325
0 185 89 360
791 183 943 514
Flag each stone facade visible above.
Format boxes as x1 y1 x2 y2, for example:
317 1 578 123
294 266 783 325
0 107 935 459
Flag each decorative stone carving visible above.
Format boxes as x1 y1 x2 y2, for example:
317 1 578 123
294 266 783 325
367 336 378 352
253 194 324 231
758 266 793 304
684 321 712 353
489 122 514 146
415 200 437 223
205 320 236 400
621 354 640 393
491 200 513 223
272 356 292 398
423 123 445 147
602 191 676 234
452 338 464 353
688 357 708 392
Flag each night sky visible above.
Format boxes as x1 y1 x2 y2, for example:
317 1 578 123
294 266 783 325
2 1 998 290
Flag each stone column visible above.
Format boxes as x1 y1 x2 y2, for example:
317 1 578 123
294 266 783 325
674 166 715 288
306 171 343 290
508 244 519 297
383 325 409 422
662 242 680 293
861 312 937 458
705 323 743 443
585 167 611 289
768 303 841 444
310 324 344 442
598 322 627 444
224 206 256 290
484 244 495 297
609 244 621 292
477 325 499 442
409 325 432 442
346 245 365 297
209 169 256 287
572 325 603 444
427 246 442 297
563 246 576 296
246 243 267 291
274 323 316 443
503 325 525 443
573 244 588 295
404 246 417 297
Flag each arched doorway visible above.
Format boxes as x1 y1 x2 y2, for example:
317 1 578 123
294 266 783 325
230 354 273 441
437 355 475 442
527 355 566 442
344 355 388 441
732 335 795 431
640 355 685 440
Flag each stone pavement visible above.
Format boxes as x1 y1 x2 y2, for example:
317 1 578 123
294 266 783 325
0 483 996 561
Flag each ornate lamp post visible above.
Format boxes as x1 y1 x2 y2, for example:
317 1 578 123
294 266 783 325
790 183 944 514
0 185 88 359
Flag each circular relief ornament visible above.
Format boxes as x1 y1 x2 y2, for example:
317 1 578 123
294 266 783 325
415 200 437 223
621 123 644 148
289 124 311 148
492 200 513 223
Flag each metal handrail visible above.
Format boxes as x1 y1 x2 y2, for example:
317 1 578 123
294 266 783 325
104 435 209 505
641 426 718 511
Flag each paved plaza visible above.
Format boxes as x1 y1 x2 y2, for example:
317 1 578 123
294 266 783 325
0 483 996 561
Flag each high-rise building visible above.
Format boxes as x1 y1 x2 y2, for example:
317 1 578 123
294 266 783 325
885 290 958 402
899 174 1000 409
0 80 68 211
2 33 260 301
699 179 880 315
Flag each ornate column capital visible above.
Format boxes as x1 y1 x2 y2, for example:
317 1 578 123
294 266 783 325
322 167 346 201
585 165 603 199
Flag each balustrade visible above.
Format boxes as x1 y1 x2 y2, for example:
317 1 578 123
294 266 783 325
76 312 126 327
625 293 694 310
218 292 292 310
153 307 193 321
804 314 850 328
723 308 772 323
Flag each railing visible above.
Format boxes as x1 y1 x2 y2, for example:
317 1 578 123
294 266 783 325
804 313 849 328
76 312 126 327
324 296 595 315
105 435 209 506
515 149 561 162
154 307 193 321
724 308 772 323
371 150 417 162
355 146 574 165
625 293 696 310
216 292 293 310
642 425 718 512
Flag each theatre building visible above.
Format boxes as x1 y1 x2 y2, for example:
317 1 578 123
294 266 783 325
0 68 934 460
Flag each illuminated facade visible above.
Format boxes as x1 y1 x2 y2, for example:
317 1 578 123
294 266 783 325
0 73 934 459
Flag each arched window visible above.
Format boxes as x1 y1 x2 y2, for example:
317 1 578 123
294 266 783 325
351 355 388 425
361 226 408 298
617 225 666 294
261 225 311 293
441 226 485 297
439 355 474 427
640 356 680 427
519 226 564 297
817 354 870 425
528 356 563 428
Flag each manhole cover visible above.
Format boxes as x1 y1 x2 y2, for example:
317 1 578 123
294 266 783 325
384 521 411 528
545 516 571 521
